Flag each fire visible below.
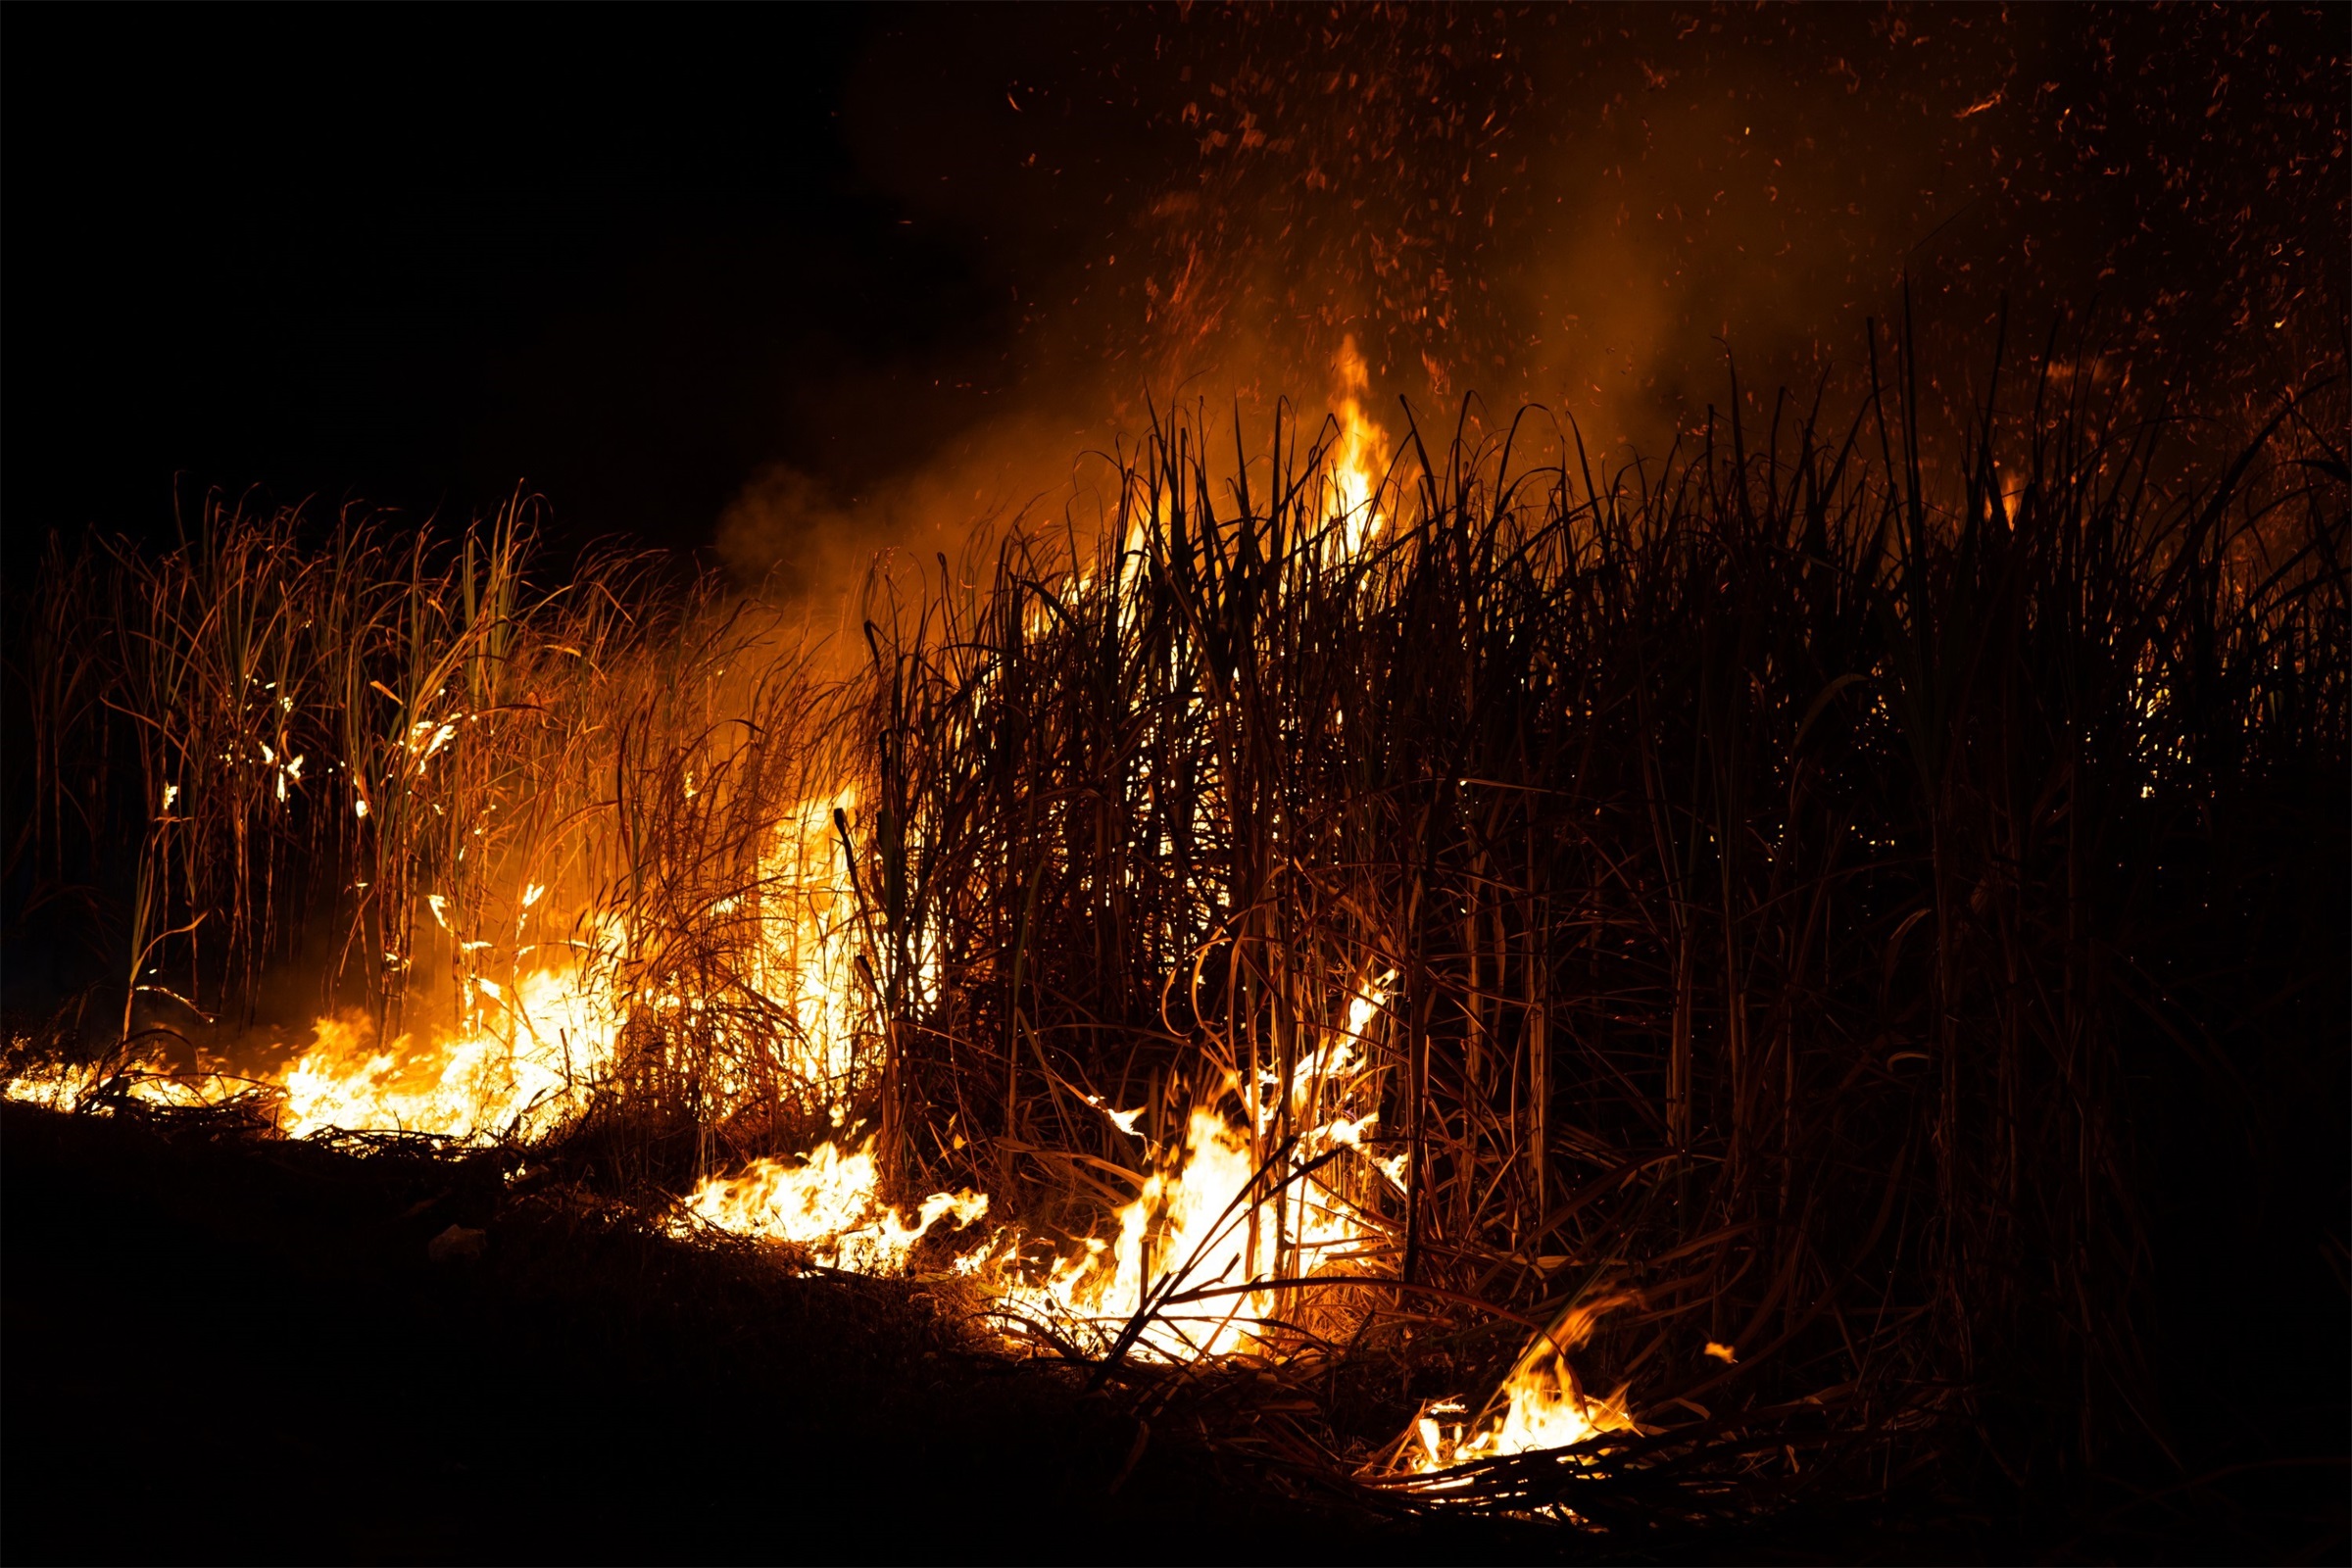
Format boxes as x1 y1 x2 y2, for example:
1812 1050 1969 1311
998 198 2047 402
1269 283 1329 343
1 1051 277 1116
1325 335 1391 562
279 963 618 1142
985 974 1396 1360
988 1105 1267 1358
743 789 878 1091
1 1057 94 1112
1403 1300 1640 1477
679 1140 987 1273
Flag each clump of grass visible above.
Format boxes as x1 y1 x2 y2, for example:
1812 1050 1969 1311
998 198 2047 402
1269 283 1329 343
6 318 2343 1522
859 329 2346 1502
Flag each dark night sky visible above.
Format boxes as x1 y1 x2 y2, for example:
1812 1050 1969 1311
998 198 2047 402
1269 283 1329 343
7 7 1013 564
7 5 2342 584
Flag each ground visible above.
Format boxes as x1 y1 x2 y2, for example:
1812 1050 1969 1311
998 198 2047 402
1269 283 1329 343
6 1102 2338 1566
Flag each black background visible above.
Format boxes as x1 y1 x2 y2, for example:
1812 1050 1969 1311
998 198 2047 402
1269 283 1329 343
7 7 1008 566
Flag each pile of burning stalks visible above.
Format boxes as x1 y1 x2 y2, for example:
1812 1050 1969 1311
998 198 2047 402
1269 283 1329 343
7 326 2346 1539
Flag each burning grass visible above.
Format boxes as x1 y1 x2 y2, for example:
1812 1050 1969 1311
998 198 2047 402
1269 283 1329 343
5 326 2346 1549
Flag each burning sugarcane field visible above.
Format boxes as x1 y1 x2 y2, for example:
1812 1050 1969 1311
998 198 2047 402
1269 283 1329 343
3 5 2345 1564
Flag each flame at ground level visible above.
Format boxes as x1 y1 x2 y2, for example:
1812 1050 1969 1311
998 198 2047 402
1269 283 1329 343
1403 1304 1641 1478
676 1140 988 1274
276 967 619 1142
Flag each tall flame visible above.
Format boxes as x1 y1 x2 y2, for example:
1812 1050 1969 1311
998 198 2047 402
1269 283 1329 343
1327 335 1391 562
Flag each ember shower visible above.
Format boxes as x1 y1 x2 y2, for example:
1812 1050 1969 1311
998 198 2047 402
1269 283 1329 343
5 3 2344 1543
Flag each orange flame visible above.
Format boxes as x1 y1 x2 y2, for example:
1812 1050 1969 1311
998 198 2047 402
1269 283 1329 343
985 973 1396 1359
679 1140 987 1273
276 961 617 1142
1326 335 1392 562
1402 1298 1640 1476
